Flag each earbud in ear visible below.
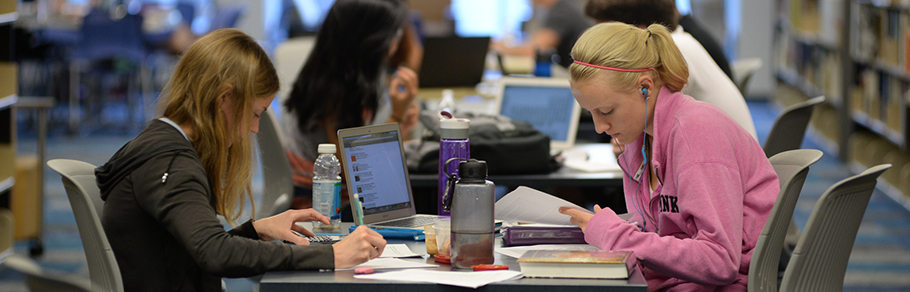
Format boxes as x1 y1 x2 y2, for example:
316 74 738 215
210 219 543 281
641 87 649 98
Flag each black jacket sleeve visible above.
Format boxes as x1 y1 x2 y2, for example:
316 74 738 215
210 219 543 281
228 220 260 239
133 152 334 277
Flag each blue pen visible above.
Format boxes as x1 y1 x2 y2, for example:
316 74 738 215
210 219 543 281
353 193 364 226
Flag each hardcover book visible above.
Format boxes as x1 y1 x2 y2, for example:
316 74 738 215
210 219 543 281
501 226 586 246
517 249 635 279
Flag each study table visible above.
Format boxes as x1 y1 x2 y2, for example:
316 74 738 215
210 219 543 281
409 143 624 189
408 143 624 214
259 223 648 292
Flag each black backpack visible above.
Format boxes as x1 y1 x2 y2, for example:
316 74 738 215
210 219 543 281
404 111 560 175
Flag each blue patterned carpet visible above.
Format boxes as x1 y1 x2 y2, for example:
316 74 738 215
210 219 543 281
1 100 909 291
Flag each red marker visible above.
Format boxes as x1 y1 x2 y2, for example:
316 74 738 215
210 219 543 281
472 264 509 271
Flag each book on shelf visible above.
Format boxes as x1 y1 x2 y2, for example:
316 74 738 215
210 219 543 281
517 249 636 279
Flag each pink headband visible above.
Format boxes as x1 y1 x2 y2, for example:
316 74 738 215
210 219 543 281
573 60 654 72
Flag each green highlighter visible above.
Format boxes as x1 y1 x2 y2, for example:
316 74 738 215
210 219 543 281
353 193 364 226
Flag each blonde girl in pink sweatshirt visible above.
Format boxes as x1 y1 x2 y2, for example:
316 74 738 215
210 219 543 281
560 22 779 291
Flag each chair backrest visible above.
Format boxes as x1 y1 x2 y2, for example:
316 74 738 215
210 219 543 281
2 255 97 292
176 3 196 25
779 164 891 292
731 57 763 94
255 108 293 219
748 149 823 292
75 9 147 64
47 159 123 292
763 96 825 158
209 4 245 32
274 36 317 109
1 208 13 254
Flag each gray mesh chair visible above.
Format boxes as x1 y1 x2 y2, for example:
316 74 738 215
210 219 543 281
731 58 763 95
47 159 123 292
255 108 293 219
763 96 825 158
764 96 826 270
2 255 96 292
778 164 890 292
748 149 823 292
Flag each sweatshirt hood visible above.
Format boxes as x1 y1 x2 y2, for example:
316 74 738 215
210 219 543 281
95 120 197 200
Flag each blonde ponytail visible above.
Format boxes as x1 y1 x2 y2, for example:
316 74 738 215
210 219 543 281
569 22 688 92
646 24 688 92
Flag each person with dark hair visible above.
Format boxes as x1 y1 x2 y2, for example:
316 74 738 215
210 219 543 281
281 0 420 204
585 0 755 143
560 22 777 291
96 29 386 292
491 0 594 68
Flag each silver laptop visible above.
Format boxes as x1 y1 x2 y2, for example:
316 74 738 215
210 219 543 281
493 77 582 150
337 123 438 230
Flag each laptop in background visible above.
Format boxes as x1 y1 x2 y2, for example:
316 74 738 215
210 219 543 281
336 123 438 229
493 77 582 150
418 36 491 88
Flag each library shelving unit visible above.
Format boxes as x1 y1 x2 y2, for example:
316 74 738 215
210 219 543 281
774 0 910 209
1 1 17 257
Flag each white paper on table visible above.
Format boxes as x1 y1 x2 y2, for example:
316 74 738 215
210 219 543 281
494 186 593 225
344 258 438 270
495 244 600 258
354 269 523 289
561 146 622 172
379 244 422 258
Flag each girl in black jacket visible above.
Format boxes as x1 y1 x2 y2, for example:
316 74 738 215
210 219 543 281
96 28 385 292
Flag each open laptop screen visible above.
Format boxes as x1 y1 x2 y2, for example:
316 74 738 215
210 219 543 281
340 130 411 215
418 36 491 87
497 79 580 150
500 85 575 142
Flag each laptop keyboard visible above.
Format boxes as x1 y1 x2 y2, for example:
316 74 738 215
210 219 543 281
376 216 436 228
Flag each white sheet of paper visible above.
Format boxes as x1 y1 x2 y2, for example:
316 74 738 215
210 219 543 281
495 244 600 258
346 258 438 270
354 269 523 289
495 186 593 225
379 244 421 258
563 159 622 172
561 144 622 172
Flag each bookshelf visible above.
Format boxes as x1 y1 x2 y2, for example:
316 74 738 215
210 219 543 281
774 0 851 158
850 1 909 148
1 0 16 255
1 3 16 197
775 0 910 205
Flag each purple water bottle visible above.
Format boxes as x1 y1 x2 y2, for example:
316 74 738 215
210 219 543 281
439 114 470 216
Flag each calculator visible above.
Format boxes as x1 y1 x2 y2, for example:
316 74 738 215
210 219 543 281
305 235 346 244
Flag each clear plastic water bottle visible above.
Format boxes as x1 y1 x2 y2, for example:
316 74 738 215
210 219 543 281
313 143 341 229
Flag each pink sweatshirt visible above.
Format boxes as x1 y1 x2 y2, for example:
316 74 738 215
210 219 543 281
586 86 778 291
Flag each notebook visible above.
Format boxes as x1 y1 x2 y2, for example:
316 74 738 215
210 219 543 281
418 36 491 88
336 123 438 230
493 77 582 150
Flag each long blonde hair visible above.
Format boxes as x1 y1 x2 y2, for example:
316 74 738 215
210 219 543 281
569 23 688 93
158 28 279 223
